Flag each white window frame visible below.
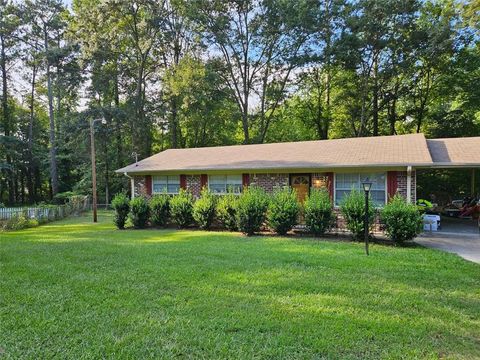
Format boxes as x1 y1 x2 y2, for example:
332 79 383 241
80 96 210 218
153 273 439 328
208 174 243 195
152 175 181 195
333 172 387 207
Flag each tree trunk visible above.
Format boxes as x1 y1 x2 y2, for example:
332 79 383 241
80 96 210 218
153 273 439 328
1 34 14 205
44 27 59 197
372 59 379 136
27 63 37 203
241 108 249 144
113 61 122 168
170 96 178 148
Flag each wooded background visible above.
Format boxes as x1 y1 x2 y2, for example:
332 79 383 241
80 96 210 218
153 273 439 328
0 0 479 205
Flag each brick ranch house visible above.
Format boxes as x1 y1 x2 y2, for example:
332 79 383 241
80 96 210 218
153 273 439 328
116 134 480 211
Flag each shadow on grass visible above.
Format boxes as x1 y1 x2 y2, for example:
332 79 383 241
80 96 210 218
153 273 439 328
1 213 479 358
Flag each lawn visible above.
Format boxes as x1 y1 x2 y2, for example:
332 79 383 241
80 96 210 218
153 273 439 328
1 213 479 359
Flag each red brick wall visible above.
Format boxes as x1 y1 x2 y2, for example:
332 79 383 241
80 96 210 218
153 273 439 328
396 171 416 203
249 173 289 193
134 170 417 204
133 176 149 198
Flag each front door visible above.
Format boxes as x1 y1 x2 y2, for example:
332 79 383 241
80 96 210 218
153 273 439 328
291 175 310 203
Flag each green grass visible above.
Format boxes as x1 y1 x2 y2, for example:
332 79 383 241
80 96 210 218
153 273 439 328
1 212 479 359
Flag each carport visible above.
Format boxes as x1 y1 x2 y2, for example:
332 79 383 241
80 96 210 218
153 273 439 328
414 137 479 262
418 137 479 229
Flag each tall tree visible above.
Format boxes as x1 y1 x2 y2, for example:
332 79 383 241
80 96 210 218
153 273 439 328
0 0 20 204
187 0 314 143
337 0 418 136
25 0 68 197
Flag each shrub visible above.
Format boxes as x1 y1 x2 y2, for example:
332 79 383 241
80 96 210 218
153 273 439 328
170 189 194 228
381 195 423 244
2 213 38 231
236 186 269 236
216 192 238 231
111 192 130 229
340 189 375 240
193 188 217 230
267 187 300 235
129 196 150 229
149 194 170 226
304 188 334 236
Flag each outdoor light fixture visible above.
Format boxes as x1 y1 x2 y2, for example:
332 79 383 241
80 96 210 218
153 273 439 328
313 178 321 187
362 181 372 193
361 180 373 255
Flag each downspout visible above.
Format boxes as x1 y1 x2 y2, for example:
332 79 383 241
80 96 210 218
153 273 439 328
406 166 412 204
124 172 135 200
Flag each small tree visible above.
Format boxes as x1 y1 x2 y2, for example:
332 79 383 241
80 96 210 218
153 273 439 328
340 189 375 240
304 188 333 236
170 189 194 228
381 195 423 244
129 196 150 229
236 186 269 236
216 192 238 231
111 192 130 229
193 188 217 230
267 187 300 235
149 194 170 226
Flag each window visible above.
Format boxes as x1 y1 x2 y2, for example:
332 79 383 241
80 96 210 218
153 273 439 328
335 172 386 206
208 175 243 194
152 175 180 194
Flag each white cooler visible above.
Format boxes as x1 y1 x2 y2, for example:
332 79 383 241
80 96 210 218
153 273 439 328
423 214 441 231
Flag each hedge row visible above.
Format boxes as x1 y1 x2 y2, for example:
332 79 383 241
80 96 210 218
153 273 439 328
112 187 423 243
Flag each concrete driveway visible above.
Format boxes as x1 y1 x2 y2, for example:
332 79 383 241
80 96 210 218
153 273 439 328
415 217 480 263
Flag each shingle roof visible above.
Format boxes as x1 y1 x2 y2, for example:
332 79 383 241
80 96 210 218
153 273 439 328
116 133 439 174
427 137 480 165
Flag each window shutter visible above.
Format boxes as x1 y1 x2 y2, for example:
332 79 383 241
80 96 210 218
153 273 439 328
242 174 250 188
387 171 398 200
145 175 152 196
200 174 208 189
180 175 187 190
326 172 334 200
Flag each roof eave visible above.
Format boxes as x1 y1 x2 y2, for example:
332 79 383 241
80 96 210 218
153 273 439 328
116 162 438 175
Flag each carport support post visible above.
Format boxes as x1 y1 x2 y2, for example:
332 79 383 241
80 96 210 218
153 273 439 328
406 166 412 203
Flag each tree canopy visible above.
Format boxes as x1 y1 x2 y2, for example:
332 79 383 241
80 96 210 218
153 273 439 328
0 0 479 205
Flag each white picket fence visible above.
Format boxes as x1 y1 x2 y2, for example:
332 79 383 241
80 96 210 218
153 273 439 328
0 196 90 221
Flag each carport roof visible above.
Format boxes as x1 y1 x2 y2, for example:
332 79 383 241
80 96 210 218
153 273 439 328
427 137 480 167
116 134 480 174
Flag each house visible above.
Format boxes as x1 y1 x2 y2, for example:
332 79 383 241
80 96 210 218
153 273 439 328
116 133 480 206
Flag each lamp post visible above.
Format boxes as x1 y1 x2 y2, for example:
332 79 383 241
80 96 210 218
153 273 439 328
90 117 106 222
362 181 372 255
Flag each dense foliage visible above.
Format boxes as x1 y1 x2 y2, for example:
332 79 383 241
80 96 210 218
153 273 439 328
304 189 334 236
170 190 194 228
216 192 238 231
236 186 269 236
267 187 300 235
193 188 217 230
381 195 424 244
111 192 130 229
149 194 170 226
129 197 150 229
340 189 375 240
1 0 479 206
1 214 38 231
